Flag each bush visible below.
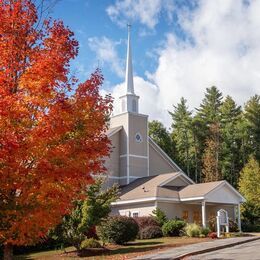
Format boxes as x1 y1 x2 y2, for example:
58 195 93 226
152 208 167 226
135 216 160 229
208 216 216 231
97 216 139 245
242 222 260 232
162 220 186 237
208 232 217 239
229 219 239 232
139 226 163 239
80 238 102 249
184 223 201 237
201 227 211 236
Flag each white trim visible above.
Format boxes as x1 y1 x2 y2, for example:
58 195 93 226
108 176 127 180
111 111 148 119
148 137 194 184
202 201 206 228
148 137 182 171
107 126 123 138
111 196 179 206
127 114 130 184
204 181 246 203
120 154 148 159
180 196 205 201
108 175 141 180
159 172 193 187
147 119 149 177
131 210 140 217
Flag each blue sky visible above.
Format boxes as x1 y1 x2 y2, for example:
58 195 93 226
51 0 191 88
50 0 260 127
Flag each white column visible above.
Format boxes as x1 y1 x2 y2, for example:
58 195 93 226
202 201 206 228
237 204 242 232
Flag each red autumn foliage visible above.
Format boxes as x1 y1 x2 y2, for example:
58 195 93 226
0 0 112 253
208 232 218 239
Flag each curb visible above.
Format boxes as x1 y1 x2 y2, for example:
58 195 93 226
171 236 260 260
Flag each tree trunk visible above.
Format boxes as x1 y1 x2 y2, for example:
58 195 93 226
4 244 13 260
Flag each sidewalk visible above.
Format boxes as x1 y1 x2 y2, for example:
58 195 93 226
133 236 260 260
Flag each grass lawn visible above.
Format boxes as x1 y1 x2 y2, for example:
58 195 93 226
14 237 211 259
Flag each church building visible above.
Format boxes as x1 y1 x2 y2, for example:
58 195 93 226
104 26 245 230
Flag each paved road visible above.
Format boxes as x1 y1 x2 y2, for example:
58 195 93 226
188 239 260 260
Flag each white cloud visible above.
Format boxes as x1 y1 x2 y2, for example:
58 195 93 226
106 0 174 29
88 36 124 78
108 0 260 127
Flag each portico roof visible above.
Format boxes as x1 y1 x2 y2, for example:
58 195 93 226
112 174 245 206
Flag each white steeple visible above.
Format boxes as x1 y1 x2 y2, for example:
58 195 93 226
119 24 139 114
125 24 134 94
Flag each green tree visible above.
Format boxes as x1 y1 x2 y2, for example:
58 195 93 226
196 86 223 125
54 178 119 251
239 157 260 227
151 207 167 227
244 95 260 161
169 98 194 178
220 96 242 186
196 87 223 182
148 120 174 158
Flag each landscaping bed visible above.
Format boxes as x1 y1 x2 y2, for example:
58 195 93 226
15 237 211 259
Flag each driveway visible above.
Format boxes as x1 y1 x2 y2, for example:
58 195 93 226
188 239 260 260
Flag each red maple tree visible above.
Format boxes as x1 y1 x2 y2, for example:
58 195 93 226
0 1 112 258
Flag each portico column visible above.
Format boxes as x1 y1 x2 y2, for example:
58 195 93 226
237 204 242 232
201 201 206 228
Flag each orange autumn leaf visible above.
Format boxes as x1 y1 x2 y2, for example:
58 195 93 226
0 0 113 248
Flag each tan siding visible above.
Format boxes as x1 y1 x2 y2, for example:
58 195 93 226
165 176 190 187
111 202 155 217
129 157 148 178
105 132 120 178
149 144 175 176
128 113 148 156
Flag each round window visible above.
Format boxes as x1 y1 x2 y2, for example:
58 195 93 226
135 133 143 143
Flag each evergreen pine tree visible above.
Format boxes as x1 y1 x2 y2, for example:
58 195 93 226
195 86 223 182
244 95 260 161
220 96 242 187
169 98 194 178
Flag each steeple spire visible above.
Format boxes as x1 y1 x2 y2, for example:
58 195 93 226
125 24 134 94
119 25 139 114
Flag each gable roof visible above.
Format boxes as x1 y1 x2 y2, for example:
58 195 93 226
119 172 180 202
106 126 122 138
179 181 225 199
112 175 245 205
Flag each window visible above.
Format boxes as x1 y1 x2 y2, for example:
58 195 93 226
193 211 202 224
132 212 139 218
135 132 143 143
182 210 189 221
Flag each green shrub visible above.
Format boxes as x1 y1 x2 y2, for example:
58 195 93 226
162 220 186 237
97 216 139 245
151 208 167 226
139 226 163 239
201 227 211 236
184 223 201 237
80 238 102 249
